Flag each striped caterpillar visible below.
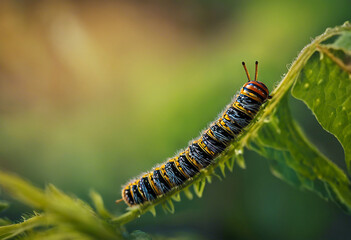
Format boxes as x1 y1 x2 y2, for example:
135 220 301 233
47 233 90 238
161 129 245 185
118 61 271 207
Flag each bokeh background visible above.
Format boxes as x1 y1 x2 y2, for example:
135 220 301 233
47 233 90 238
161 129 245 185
0 0 350 239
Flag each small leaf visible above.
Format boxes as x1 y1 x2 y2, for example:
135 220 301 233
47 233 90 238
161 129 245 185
89 190 113 219
147 206 156 217
219 162 226 177
226 156 235 172
161 200 175 214
171 193 181 202
193 179 206 198
0 171 46 209
235 149 246 169
211 172 222 181
183 187 193 200
0 214 46 240
206 175 213 183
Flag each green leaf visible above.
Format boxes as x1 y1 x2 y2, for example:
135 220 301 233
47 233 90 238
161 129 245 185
246 22 351 213
89 190 113 219
292 43 351 173
0 172 46 209
242 22 351 213
0 171 121 239
326 31 351 52
0 214 46 240
249 94 351 212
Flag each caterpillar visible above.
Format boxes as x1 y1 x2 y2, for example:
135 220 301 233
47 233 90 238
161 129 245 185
118 61 271 207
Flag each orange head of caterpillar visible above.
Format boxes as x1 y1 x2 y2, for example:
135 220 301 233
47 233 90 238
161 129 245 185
241 61 271 102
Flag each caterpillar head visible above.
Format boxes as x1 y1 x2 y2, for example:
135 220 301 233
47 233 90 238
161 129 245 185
243 81 270 102
241 61 270 102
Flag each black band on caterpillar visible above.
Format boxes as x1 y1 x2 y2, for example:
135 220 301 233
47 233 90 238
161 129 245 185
119 61 270 207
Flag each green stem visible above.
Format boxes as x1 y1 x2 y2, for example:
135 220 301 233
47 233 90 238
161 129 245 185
0 215 46 239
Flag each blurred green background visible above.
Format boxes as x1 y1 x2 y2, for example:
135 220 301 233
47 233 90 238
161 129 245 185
0 0 350 239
